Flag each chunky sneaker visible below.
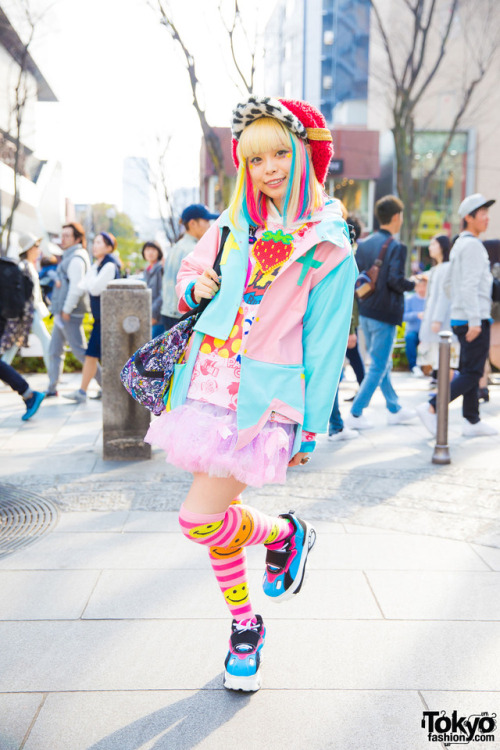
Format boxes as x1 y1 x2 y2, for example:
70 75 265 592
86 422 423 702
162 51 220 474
462 419 498 437
416 402 437 436
63 389 87 403
262 512 316 601
344 413 373 430
328 427 359 441
223 615 266 692
22 391 45 421
387 407 417 425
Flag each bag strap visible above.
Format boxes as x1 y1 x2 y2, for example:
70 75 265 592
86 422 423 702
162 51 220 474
179 225 231 321
373 236 393 268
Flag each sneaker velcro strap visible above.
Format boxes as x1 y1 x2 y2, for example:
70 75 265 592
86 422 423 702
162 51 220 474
265 548 290 570
231 629 261 651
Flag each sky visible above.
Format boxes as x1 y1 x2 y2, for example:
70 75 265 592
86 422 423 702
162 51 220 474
4 0 278 209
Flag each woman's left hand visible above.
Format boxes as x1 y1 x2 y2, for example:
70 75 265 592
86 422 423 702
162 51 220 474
288 451 311 467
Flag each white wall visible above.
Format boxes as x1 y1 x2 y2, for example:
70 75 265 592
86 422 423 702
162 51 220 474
0 45 38 152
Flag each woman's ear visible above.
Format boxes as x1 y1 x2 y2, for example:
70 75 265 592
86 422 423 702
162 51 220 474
305 143 312 158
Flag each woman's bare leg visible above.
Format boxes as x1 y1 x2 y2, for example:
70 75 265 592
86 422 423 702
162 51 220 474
183 472 247 514
80 356 99 392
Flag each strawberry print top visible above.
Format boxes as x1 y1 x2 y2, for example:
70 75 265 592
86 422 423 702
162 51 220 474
186 222 316 441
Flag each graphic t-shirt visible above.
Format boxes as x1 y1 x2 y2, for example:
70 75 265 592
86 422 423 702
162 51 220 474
187 223 312 434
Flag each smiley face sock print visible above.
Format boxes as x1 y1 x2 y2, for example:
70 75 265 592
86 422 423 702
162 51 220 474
179 502 293 621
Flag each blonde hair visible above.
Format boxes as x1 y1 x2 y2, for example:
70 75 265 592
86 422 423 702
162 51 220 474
228 117 325 227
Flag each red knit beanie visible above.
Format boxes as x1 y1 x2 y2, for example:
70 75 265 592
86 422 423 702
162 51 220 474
231 96 334 185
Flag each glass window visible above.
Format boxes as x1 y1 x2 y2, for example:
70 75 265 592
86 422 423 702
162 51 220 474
412 131 468 244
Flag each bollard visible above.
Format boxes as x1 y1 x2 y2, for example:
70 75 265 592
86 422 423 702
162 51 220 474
432 330 452 465
101 279 152 461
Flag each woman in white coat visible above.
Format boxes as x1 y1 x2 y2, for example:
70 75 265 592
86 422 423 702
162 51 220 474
418 234 459 377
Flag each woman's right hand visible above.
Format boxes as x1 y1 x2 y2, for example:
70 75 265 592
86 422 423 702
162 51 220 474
193 268 220 304
431 321 441 334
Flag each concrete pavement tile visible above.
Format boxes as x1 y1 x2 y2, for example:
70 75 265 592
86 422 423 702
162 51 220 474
0 570 99 619
0 620 499 692
82 569 381 620
3 431 56 451
0 532 208 570
54 511 129 533
367 571 500 620
420 692 500 749
307 533 490 571
122 511 181 533
22 689 431 750
343 523 399 534
0 693 45 750
472 544 500 571
0 453 97 477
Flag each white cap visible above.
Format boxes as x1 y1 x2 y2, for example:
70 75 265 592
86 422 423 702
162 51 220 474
18 233 42 254
458 193 495 218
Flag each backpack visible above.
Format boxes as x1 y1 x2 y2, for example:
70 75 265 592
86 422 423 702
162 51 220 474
0 258 34 319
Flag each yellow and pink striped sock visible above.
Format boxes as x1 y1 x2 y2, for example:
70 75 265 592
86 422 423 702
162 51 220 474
179 500 292 621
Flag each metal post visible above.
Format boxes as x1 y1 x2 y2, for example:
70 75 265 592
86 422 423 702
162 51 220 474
101 279 152 461
432 330 452 465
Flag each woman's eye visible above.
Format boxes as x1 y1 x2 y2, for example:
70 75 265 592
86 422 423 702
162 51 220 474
250 157 261 165
277 150 289 157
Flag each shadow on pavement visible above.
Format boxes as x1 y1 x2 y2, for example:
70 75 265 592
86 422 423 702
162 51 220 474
86 676 250 750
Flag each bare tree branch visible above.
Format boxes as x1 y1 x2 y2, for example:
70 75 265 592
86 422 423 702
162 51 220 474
155 0 227 209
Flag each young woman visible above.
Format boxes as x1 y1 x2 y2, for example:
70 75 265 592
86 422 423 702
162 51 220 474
145 96 356 691
64 232 121 403
141 241 164 338
417 234 457 379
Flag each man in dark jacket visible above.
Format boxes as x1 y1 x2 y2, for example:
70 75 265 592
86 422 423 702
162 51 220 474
345 195 417 429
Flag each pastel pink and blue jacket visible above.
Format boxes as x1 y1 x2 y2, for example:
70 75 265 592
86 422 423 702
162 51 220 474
172 206 357 456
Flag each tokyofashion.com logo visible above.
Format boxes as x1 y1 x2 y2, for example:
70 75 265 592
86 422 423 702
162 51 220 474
422 711 497 746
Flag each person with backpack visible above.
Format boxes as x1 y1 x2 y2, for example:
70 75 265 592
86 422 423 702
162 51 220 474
1 234 51 370
144 96 356 692
0 247 34 360
45 222 97 397
345 195 417 430
63 231 121 403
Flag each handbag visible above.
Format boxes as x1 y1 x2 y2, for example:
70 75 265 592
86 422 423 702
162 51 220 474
354 237 392 300
120 226 230 415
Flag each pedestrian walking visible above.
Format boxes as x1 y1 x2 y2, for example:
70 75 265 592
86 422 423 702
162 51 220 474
46 222 96 397
345 195 417 430
63 232 121 403
0 360 45 421
417 234 458 382
403 276 427 376
1 234 52 370
141 241 164 338
161 204 218 331
344 215 365 395
145 96 356 691
0 246 34 363
417 193 498 437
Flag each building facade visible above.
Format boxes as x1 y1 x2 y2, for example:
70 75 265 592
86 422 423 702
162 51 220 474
261 0 378 228
0 7 61 249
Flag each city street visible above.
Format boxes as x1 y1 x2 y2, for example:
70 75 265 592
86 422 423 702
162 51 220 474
0 371 499 749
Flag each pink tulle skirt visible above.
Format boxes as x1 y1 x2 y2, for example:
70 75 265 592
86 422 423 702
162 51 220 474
144 398 296 487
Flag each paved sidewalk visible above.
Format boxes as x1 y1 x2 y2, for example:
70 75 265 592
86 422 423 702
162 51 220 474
0 372 499 749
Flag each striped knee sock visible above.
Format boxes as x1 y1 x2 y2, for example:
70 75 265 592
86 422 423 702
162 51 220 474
179 501 292 621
